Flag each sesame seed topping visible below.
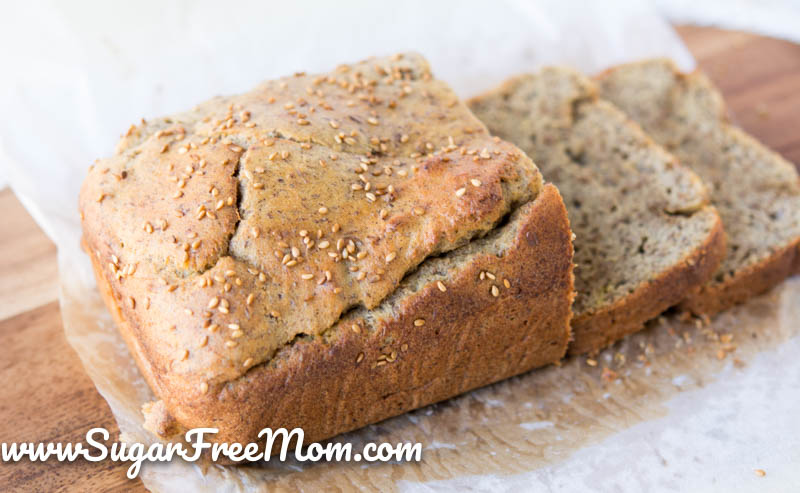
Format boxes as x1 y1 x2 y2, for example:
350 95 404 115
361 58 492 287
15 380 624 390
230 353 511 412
318 206 329 215
243 358 254 368
491 285 500 297
455 187 466 197
385 252 397 263
437 281 447 292
503 279 511 289
199 382 209 393
207 297 220 309
414 319 425 327
470 178 482 187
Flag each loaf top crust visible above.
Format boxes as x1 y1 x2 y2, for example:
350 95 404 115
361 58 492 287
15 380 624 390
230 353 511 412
597 59 800 289
78 54 542 395
469 67 718 318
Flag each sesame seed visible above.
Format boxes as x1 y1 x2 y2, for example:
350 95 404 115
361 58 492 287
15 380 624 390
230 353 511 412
356 352 364 364
413 207 425 216
198 335 208 348
318 206 329 215
318 240 330 249
207 324 219 333
365 192 377 202
485 272 496 280
385 252 397 263
455 187 466 197
207 297 220 309
199 382 209 394
587 358 598 367
301 273 314 280
225 340 238 348
437 281 447 292
470 178 482 187
246 293 255 305
491 285 500 297
228 323 240 330
243 358 254 368
414 319 425 327
754 469 766 477
503 279 511 289
231 330 244 338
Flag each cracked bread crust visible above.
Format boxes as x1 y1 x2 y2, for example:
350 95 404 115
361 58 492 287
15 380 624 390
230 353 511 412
79 54 573 445
469 67 726 355
94 185 573 445
597 59 800 315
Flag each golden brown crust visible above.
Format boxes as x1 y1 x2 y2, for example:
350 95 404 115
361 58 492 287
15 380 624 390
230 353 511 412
80 54 574 445
90 185 573 445
679 238 800 315
569 211 726 355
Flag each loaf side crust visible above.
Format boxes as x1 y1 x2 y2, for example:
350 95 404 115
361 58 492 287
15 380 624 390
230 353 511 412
90 184 574 445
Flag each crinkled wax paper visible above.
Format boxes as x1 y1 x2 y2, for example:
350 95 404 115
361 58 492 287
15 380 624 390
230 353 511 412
1 1 797 491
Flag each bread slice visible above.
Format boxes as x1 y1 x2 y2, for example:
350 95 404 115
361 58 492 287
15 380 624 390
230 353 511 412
597 59 800 314
79 53 575 446
469 67 725 355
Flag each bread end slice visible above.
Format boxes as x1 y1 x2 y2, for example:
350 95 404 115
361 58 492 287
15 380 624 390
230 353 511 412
597 59 800 315
469 67 725 355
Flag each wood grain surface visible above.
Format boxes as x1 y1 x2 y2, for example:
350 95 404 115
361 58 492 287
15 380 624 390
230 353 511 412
0 26 798 492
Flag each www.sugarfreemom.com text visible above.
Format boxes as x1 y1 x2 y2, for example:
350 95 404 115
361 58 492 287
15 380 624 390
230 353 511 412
2 428 422 478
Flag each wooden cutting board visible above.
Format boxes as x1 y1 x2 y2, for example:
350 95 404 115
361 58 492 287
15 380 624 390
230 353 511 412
0 26 798 492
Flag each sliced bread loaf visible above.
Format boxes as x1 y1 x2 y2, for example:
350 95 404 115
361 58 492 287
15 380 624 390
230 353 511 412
469 67 725 355
597 59 800 314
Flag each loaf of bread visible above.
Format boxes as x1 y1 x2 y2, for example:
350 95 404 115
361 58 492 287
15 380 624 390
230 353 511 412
79 54 575 445
597 59 800 314
468 67 725 354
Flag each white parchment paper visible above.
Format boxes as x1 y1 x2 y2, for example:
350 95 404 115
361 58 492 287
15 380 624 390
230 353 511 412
1 1 797 491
